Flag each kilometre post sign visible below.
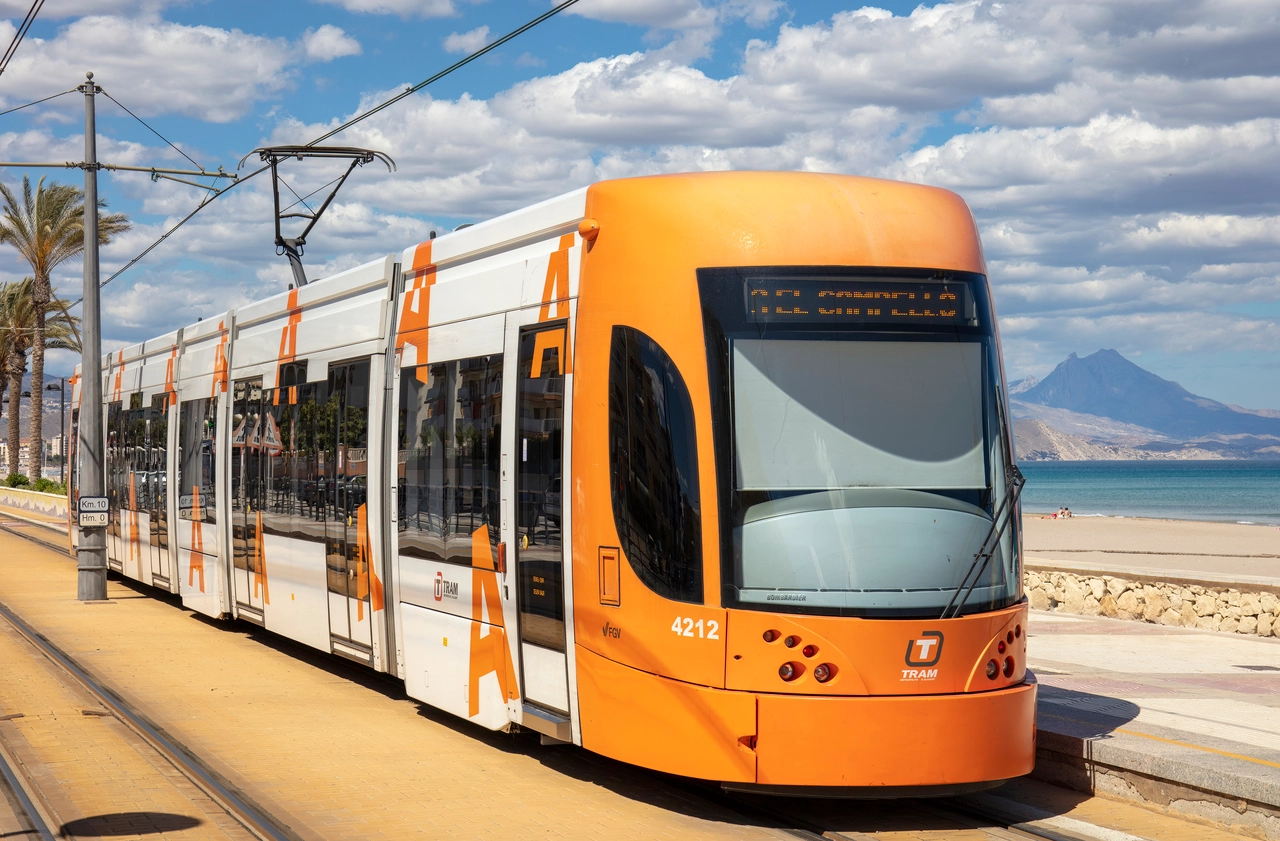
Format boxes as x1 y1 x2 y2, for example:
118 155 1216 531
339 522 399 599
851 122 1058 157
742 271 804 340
78 496 109 528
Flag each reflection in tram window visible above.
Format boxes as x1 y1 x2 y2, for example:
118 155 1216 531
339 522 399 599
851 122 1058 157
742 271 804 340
397 355 502 565
147 394 169 553
177 398 217 524
516 327 565 652
324 360 372 616
608 327 702 603
105 400 123 541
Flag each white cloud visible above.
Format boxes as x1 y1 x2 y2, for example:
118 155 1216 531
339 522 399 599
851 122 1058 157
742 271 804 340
566 0 719 31
302 24 362 61
313 0 458 17
443 25 489 55
0 0 176 16
0 17 294 122
1116 214 1280 251
888 115 1280 213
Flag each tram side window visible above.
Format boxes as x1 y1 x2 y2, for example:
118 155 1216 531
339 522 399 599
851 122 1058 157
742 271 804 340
125 392 145 510
106 401 123 536
177 398 218 525
258 362 306 540
148 394 169 549
397 354 502 564
608 327 703 604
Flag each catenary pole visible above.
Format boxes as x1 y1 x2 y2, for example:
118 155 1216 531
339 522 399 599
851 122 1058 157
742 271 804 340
77 72 106 601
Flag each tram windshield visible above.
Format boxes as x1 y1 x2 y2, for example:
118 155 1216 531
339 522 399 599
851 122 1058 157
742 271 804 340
699 269 1020 617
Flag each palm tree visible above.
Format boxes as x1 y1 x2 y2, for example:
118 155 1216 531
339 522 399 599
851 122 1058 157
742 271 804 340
0 176 128 480
0 278 81 479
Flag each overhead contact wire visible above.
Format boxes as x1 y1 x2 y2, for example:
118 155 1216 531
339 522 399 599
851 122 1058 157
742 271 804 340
100 89 207 173
0 87 76 119
0 0 46 78
78 0 583 303
306 0 582 146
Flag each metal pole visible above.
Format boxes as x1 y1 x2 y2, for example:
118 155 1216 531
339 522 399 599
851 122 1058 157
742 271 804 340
77 72 107 601
59 377 65 485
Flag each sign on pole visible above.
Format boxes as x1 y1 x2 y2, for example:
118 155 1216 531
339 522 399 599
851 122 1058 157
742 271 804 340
78 495 109 528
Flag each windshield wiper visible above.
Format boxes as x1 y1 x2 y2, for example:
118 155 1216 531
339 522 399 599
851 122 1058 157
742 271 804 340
940 464 1025 620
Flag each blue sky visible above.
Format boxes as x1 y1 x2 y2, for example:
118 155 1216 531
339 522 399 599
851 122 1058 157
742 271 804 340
1 0 1278 410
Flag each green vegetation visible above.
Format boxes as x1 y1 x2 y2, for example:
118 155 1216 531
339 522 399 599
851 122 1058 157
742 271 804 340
0 175 129 481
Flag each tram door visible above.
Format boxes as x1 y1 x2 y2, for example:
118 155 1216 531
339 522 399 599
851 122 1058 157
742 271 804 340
230 378 266 622
146 394 171 588
515 321 570 714
324 360 374 653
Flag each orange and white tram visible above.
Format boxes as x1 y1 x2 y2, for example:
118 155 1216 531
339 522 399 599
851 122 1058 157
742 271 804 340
72 171 1035 794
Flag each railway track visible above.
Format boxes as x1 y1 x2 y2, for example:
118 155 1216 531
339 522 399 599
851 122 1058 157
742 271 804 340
0 740 55 841
0 561 294 841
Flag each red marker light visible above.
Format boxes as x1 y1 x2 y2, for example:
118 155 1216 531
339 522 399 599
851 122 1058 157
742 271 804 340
802 644 818 658
997 640 1006 654
986 659 999 680
814 664 832 683
762 630 779 643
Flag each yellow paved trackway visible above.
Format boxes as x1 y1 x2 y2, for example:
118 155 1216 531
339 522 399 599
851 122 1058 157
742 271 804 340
0 609 254 840
0 531 779 841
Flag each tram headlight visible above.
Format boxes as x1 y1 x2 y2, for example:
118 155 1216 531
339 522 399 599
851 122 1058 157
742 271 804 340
762 629 779 643
1003 657 1015 678
814 663 833 683
779 662 799 681
985 659 999 680
784 635 801 649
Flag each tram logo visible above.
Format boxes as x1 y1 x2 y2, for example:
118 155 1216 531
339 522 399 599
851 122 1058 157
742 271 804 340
904 631 944 667
434 571 459 601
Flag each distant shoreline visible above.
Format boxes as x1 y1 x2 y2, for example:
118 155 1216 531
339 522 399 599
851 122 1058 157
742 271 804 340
1023 510 1278 527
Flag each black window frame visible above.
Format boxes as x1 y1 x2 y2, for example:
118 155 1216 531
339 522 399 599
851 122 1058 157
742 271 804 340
396 353 503 566
698 265 1020 618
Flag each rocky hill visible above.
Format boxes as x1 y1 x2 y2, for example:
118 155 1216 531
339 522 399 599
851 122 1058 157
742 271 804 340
1011 351 1280 461
1019 350 1280 438
1013 419 1230 461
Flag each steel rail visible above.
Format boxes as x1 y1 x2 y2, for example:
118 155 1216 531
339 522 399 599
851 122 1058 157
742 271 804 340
0 598 299 841
0 742 55 841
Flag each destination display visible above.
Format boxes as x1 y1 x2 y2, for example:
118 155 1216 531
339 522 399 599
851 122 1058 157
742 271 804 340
745 279 971 326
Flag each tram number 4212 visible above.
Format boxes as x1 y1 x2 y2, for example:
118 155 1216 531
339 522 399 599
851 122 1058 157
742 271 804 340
671 617 720 639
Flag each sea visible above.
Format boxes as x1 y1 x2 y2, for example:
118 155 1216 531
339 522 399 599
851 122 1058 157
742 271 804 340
1018 460 1280 525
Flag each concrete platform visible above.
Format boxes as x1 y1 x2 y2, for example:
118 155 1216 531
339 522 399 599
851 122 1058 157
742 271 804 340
1028 609 1280 839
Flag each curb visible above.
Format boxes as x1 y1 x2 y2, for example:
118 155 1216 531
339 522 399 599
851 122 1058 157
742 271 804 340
1034 708 1280 840
1026 557 1280 596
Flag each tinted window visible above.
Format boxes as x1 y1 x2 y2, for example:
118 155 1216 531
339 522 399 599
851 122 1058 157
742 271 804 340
608 327 702 603
177 398 217 525
397 355 502 565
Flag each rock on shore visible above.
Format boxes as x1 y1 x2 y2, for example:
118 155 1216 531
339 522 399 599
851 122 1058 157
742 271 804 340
1025 570 1278 637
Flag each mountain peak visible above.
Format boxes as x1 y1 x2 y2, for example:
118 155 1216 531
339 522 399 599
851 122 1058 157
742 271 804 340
1021 350 1280 439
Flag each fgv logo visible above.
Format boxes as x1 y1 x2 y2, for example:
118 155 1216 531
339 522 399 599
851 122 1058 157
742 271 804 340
902 631 943 681
434 571 459 601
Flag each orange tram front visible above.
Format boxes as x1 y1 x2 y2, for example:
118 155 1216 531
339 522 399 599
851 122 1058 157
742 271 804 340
567 173 1034 795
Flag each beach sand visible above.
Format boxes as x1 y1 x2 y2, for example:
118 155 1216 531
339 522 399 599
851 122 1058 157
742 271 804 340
1022 514 1280 581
